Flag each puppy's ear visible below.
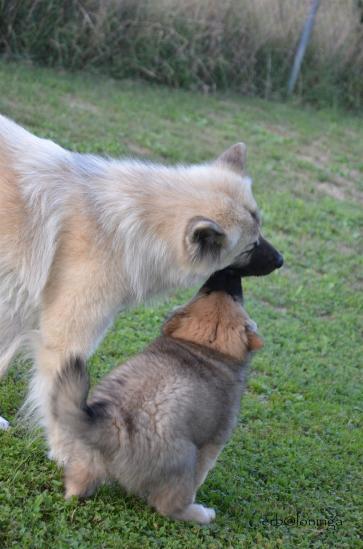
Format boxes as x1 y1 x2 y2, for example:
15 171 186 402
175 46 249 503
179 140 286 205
246 329 263 351
185 216 226 262
216 143 247 173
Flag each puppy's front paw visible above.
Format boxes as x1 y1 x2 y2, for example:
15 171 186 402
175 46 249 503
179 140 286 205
201 506 216 523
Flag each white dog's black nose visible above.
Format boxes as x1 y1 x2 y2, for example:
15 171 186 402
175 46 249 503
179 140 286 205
231 236 284 277
274 253 284 269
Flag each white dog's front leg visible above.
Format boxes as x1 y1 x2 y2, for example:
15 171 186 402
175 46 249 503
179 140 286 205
32 302 118 464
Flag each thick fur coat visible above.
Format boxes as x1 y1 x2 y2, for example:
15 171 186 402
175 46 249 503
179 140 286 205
52 270 263 523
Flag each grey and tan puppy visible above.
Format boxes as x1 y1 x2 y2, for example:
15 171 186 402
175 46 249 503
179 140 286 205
52 269 263 524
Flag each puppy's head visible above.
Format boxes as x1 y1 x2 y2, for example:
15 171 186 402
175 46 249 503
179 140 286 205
180 143 283 277
163 268 263 361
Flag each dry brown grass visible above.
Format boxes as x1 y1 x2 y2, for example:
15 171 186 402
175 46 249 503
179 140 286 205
0 0 362 108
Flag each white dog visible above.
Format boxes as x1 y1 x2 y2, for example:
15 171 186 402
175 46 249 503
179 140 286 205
0 115 282 462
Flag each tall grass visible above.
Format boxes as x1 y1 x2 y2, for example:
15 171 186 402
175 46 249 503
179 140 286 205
0 0 362 109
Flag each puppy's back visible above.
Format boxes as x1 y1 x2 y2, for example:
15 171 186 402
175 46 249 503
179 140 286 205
90 336 246 456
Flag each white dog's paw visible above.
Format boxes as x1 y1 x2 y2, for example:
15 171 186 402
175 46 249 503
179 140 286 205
0 416 10 430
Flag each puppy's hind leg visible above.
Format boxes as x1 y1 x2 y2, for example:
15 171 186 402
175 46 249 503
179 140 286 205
149 478 216 524
195 443 222 489
148 445 216 524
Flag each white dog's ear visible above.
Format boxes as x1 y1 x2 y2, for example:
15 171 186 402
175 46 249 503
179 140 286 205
216 143 247 172
185 216 226 262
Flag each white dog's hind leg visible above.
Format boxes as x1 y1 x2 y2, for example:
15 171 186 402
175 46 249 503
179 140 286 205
0 326 30 430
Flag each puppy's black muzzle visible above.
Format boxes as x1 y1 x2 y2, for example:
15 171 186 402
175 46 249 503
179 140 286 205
202 268 243 301
232 236 283 277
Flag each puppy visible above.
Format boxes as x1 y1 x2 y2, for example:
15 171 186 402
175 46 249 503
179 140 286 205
0 114 282 461
52 269 263 523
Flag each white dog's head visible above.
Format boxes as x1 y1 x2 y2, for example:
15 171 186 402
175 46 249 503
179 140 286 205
180 143 283 276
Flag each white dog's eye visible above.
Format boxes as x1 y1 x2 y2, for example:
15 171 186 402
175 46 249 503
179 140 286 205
250 210 261 225
248 239 259 252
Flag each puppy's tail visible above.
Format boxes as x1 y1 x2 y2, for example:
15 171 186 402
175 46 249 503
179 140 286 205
52 357 108 447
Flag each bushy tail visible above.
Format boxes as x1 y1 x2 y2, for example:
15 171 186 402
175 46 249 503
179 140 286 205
52 357 108 446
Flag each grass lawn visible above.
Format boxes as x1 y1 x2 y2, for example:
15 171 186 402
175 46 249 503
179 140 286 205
0 62 362 548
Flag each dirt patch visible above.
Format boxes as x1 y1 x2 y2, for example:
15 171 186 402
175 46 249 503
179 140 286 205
65 96 100 114
259 299 288 314
316 179 363 203
299 141 363 203
264 124 297 139
298 150 331 170
316 182 346 201
125 141 153 156
336 243 356 256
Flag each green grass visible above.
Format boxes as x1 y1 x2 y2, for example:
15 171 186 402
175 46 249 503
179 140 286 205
0 61 362 548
